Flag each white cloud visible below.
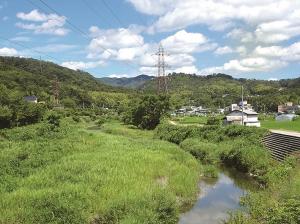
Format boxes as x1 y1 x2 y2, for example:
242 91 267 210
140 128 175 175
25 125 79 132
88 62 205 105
226 28 255 43
0 47 19 56
17 9 49 22
200 57 287 75
214 46 234 55
161 30 216 54
2 16 8 21
16 9 69 36
174 65 198 74
87 26 145 60
254 42 300 61
61 61 104 70
130 1 300 35
268 77 278 81
108 74 131 78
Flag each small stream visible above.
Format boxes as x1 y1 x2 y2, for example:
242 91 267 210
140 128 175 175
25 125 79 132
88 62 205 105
179 167 258 224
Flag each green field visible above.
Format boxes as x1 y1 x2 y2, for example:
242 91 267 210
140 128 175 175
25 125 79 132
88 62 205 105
0 119 200 223
261 118 300 132
171 116 208 125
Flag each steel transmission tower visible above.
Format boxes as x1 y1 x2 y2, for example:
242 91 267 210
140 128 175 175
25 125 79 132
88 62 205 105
155 43 168 94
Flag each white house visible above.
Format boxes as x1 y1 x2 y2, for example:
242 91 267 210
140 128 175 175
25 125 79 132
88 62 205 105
225 110 261 127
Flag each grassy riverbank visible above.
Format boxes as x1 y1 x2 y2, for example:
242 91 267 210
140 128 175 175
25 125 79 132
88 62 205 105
155 122 300 223
261 118 300 132
0 119 200 223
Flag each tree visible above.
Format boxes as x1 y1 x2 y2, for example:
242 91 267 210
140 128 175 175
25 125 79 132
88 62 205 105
0 105 13 128
124 95 170 130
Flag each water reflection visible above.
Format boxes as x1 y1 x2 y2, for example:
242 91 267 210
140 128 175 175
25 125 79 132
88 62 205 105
179 168 256 224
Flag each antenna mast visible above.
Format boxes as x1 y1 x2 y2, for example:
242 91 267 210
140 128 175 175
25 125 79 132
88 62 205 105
155 43 168 94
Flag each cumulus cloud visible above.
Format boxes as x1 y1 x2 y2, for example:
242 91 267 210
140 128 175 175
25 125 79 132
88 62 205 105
254 42 300 61
214 46 234 55
0 47 19 56
87 26 146 61
161 30 216 54
61 61 104 70
129 1 300 35
200 57 287 75
16 9 69 36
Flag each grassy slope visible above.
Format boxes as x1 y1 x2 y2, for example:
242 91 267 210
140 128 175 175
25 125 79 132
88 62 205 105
261 119 300 132
0 119 200 224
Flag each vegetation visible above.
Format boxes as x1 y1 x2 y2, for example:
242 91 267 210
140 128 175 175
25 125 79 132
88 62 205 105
0 119 200 223
155 122 300 223
123 94 170 130
261 116 300 132
143 73 300 112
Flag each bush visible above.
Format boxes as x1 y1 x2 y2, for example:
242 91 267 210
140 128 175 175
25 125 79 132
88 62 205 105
0 105 13 128
96 117 107 127
180 138 220 164
72 116 80 123
206 116 221 125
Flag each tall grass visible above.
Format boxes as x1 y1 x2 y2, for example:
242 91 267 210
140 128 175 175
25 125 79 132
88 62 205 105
0 119 200 223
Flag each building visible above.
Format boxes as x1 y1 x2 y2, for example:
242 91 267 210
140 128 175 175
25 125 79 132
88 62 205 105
225 110 261 127
24 95 38 103
278 102 299 114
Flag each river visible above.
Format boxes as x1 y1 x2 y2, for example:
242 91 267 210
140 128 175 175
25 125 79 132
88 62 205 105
179 167 257 224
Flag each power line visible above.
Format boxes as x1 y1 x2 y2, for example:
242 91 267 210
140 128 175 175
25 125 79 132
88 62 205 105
35 0 138 70
80 0 114 27
0 35 60 62
100 0 145 48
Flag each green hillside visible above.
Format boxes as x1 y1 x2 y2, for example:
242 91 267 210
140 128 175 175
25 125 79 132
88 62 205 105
98 74 154 89
143 73 300 112
0 56 129 105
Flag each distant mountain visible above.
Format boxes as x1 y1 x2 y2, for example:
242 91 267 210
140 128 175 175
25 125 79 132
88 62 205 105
98 74 154 89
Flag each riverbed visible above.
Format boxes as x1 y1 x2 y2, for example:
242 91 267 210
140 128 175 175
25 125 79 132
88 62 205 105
179 167 257 224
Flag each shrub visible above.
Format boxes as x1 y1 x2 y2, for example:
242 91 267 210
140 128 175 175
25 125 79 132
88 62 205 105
180 138 220 164
206 116 221 125
0 105 13 128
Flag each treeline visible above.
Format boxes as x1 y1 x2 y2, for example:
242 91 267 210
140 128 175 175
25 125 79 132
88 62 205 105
143 73 300 112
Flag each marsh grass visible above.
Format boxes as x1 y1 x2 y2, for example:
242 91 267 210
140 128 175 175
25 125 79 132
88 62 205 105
0 119 200 223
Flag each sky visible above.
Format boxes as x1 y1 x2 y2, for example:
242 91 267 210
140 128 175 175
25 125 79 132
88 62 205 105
1 0 300 80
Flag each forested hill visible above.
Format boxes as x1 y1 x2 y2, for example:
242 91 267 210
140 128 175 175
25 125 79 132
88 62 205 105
142 73 300 111
0 56 129 104
98 74 154 89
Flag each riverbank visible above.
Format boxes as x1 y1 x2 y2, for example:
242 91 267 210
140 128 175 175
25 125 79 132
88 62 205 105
0 119 200 223
155 122 300 224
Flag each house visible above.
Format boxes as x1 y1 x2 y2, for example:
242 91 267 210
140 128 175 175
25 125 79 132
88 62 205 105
24 95 38 103
278 102 299 114
225 110 261 127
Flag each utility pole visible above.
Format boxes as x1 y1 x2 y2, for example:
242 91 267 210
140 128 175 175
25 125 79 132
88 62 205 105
155 43 168 94
241 85 244 125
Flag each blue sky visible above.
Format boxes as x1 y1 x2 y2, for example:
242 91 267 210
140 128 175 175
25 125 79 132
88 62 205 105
1 0 300 80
